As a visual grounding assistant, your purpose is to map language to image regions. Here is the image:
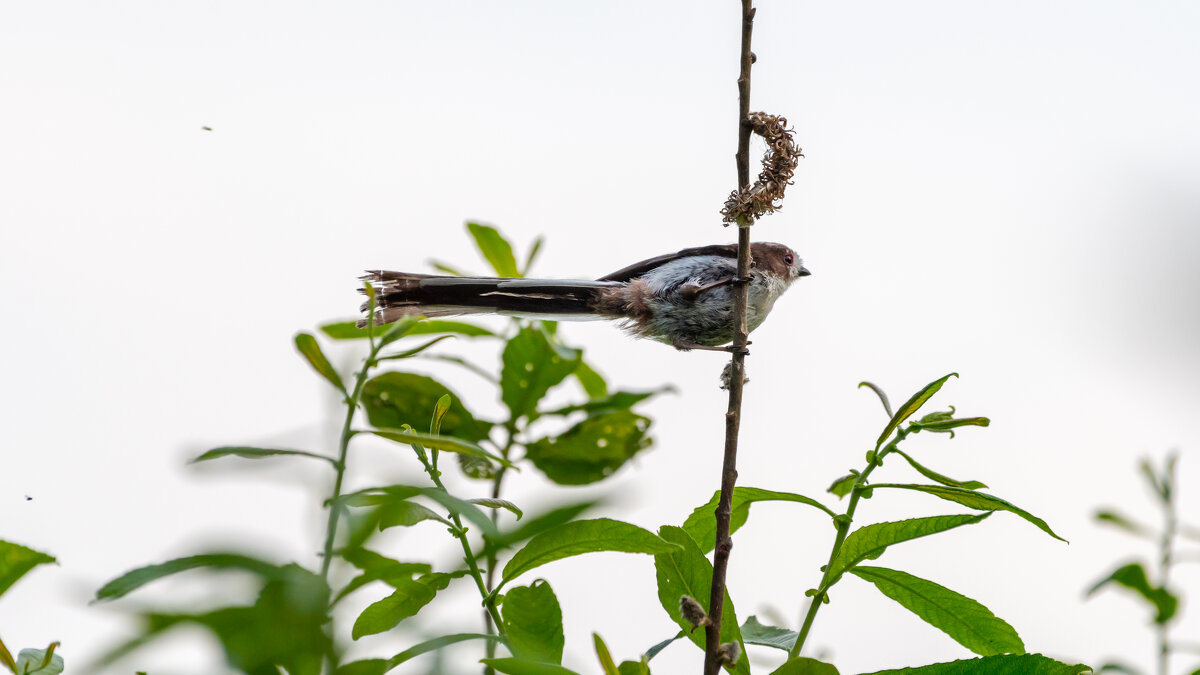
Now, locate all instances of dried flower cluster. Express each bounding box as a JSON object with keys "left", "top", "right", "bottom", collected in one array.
[
  {"left": 721, "top": 112, "right": 802, "bottom": 225},
  {"left": 679, "top": 595, "right": 712, "bottom": 632}
]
